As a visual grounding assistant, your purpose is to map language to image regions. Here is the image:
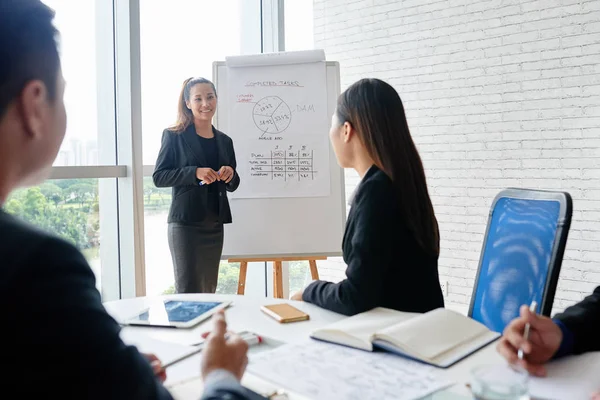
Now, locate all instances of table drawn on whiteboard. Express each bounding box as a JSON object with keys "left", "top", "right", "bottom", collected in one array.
[
  {"left": 248, "top": 145, "right": 317, "bottom": 182},
  {"left": 252, "top": 96, "right": 292, "bottom": 136}
]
